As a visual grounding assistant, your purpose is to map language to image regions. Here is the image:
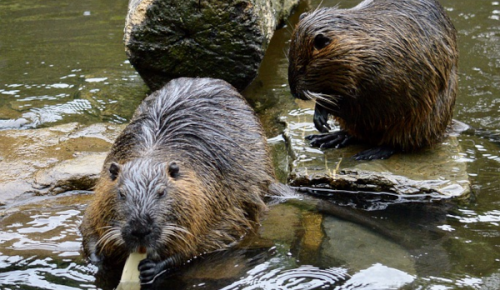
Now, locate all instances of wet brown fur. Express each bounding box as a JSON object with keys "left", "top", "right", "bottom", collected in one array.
[
  {"left": 288, "top": 0, "right": 458, "bottom": 151},
  {"left": 79, "top": 77, "right": 278, "bottom": 265}
]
